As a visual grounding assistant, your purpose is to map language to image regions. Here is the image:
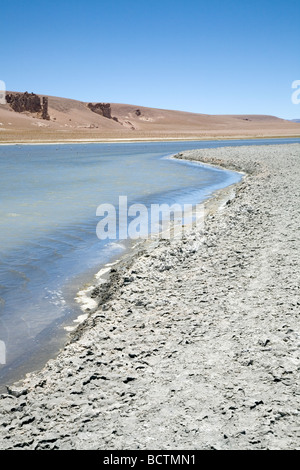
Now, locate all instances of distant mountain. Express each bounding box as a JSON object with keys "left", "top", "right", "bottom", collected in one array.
[
  {"left": 0, "top": 91, "right": 300, "bottom": 143},
  {"left": 290, "top": 119, "right": 300, "bottom": 123}
]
